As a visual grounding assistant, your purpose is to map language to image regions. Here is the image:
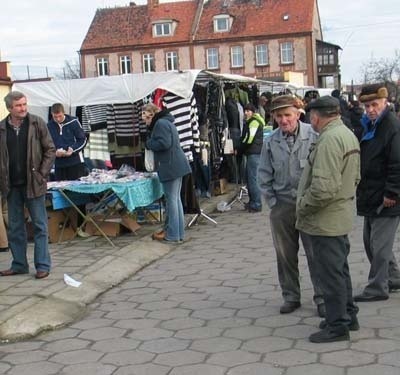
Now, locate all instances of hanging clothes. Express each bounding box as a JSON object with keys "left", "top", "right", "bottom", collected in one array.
[
  {"left": 82, "top": 104, "right": 108, "bottom": 132},
  {"left": 162, "top": 92, "right": 200, "bottom": 162}
]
